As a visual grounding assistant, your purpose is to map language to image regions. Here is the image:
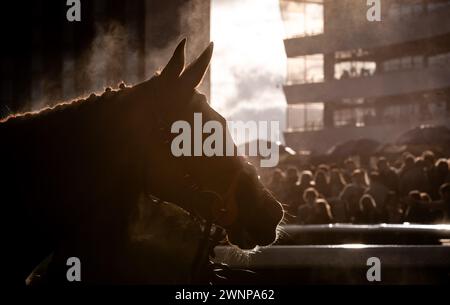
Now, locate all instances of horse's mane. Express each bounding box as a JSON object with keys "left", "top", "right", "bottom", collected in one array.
[
  {"left": 1, "top": 86, "right": 125, "bottom": 129},
  {"left": 0, "top": 70, "right": 165, "bottom": 135}
]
